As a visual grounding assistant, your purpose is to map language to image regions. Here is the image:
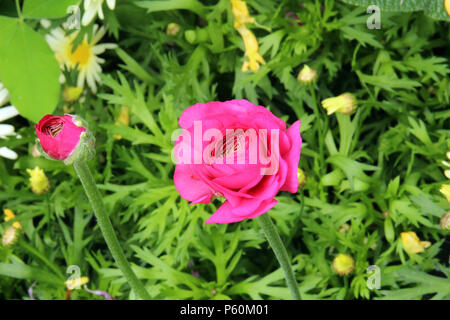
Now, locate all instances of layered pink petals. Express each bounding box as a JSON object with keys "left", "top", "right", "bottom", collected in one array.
[
  {"left": 205, "top": 198, "right": 278, "bottom": 224},
  {"left": 173, "top": 99, "right": 302, "bottom": 224},
  {"left": 35, "top": 115, "right": 86, "bottom": 160}
]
